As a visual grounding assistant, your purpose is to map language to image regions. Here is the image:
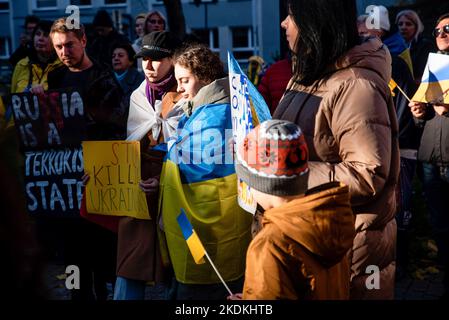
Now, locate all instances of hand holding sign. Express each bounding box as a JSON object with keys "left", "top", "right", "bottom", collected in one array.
[
  {"left": 139, "top": 177, "right": 159, "bottom": 195},
  {"left": 82, "top": 140, "right": 150, "bottom": 220}
]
